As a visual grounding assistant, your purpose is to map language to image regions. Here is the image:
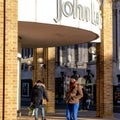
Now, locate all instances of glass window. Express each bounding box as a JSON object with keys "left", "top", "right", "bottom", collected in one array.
[
  {"left": 74, "top": 44, "right": 78, "bottom": 63},
  {"left": 62, "top": 46, "right": 67, "bottom": 66},
  {"left": 88, "top": 43, "right": 92, "bottom": 62},
  {"left": 55, "top": 47, "right": 60, "bottom": 66}
]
